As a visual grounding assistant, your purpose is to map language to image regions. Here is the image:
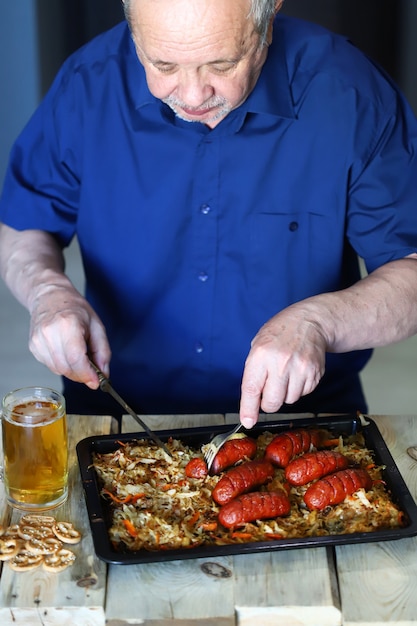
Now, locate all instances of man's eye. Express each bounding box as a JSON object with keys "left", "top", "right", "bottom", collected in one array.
[
  {"left": 210, "top": 63, "right": 236, "bottom": 74},
  {"left": 154, "top": 64, "right": 177, "bottom": 74}
]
